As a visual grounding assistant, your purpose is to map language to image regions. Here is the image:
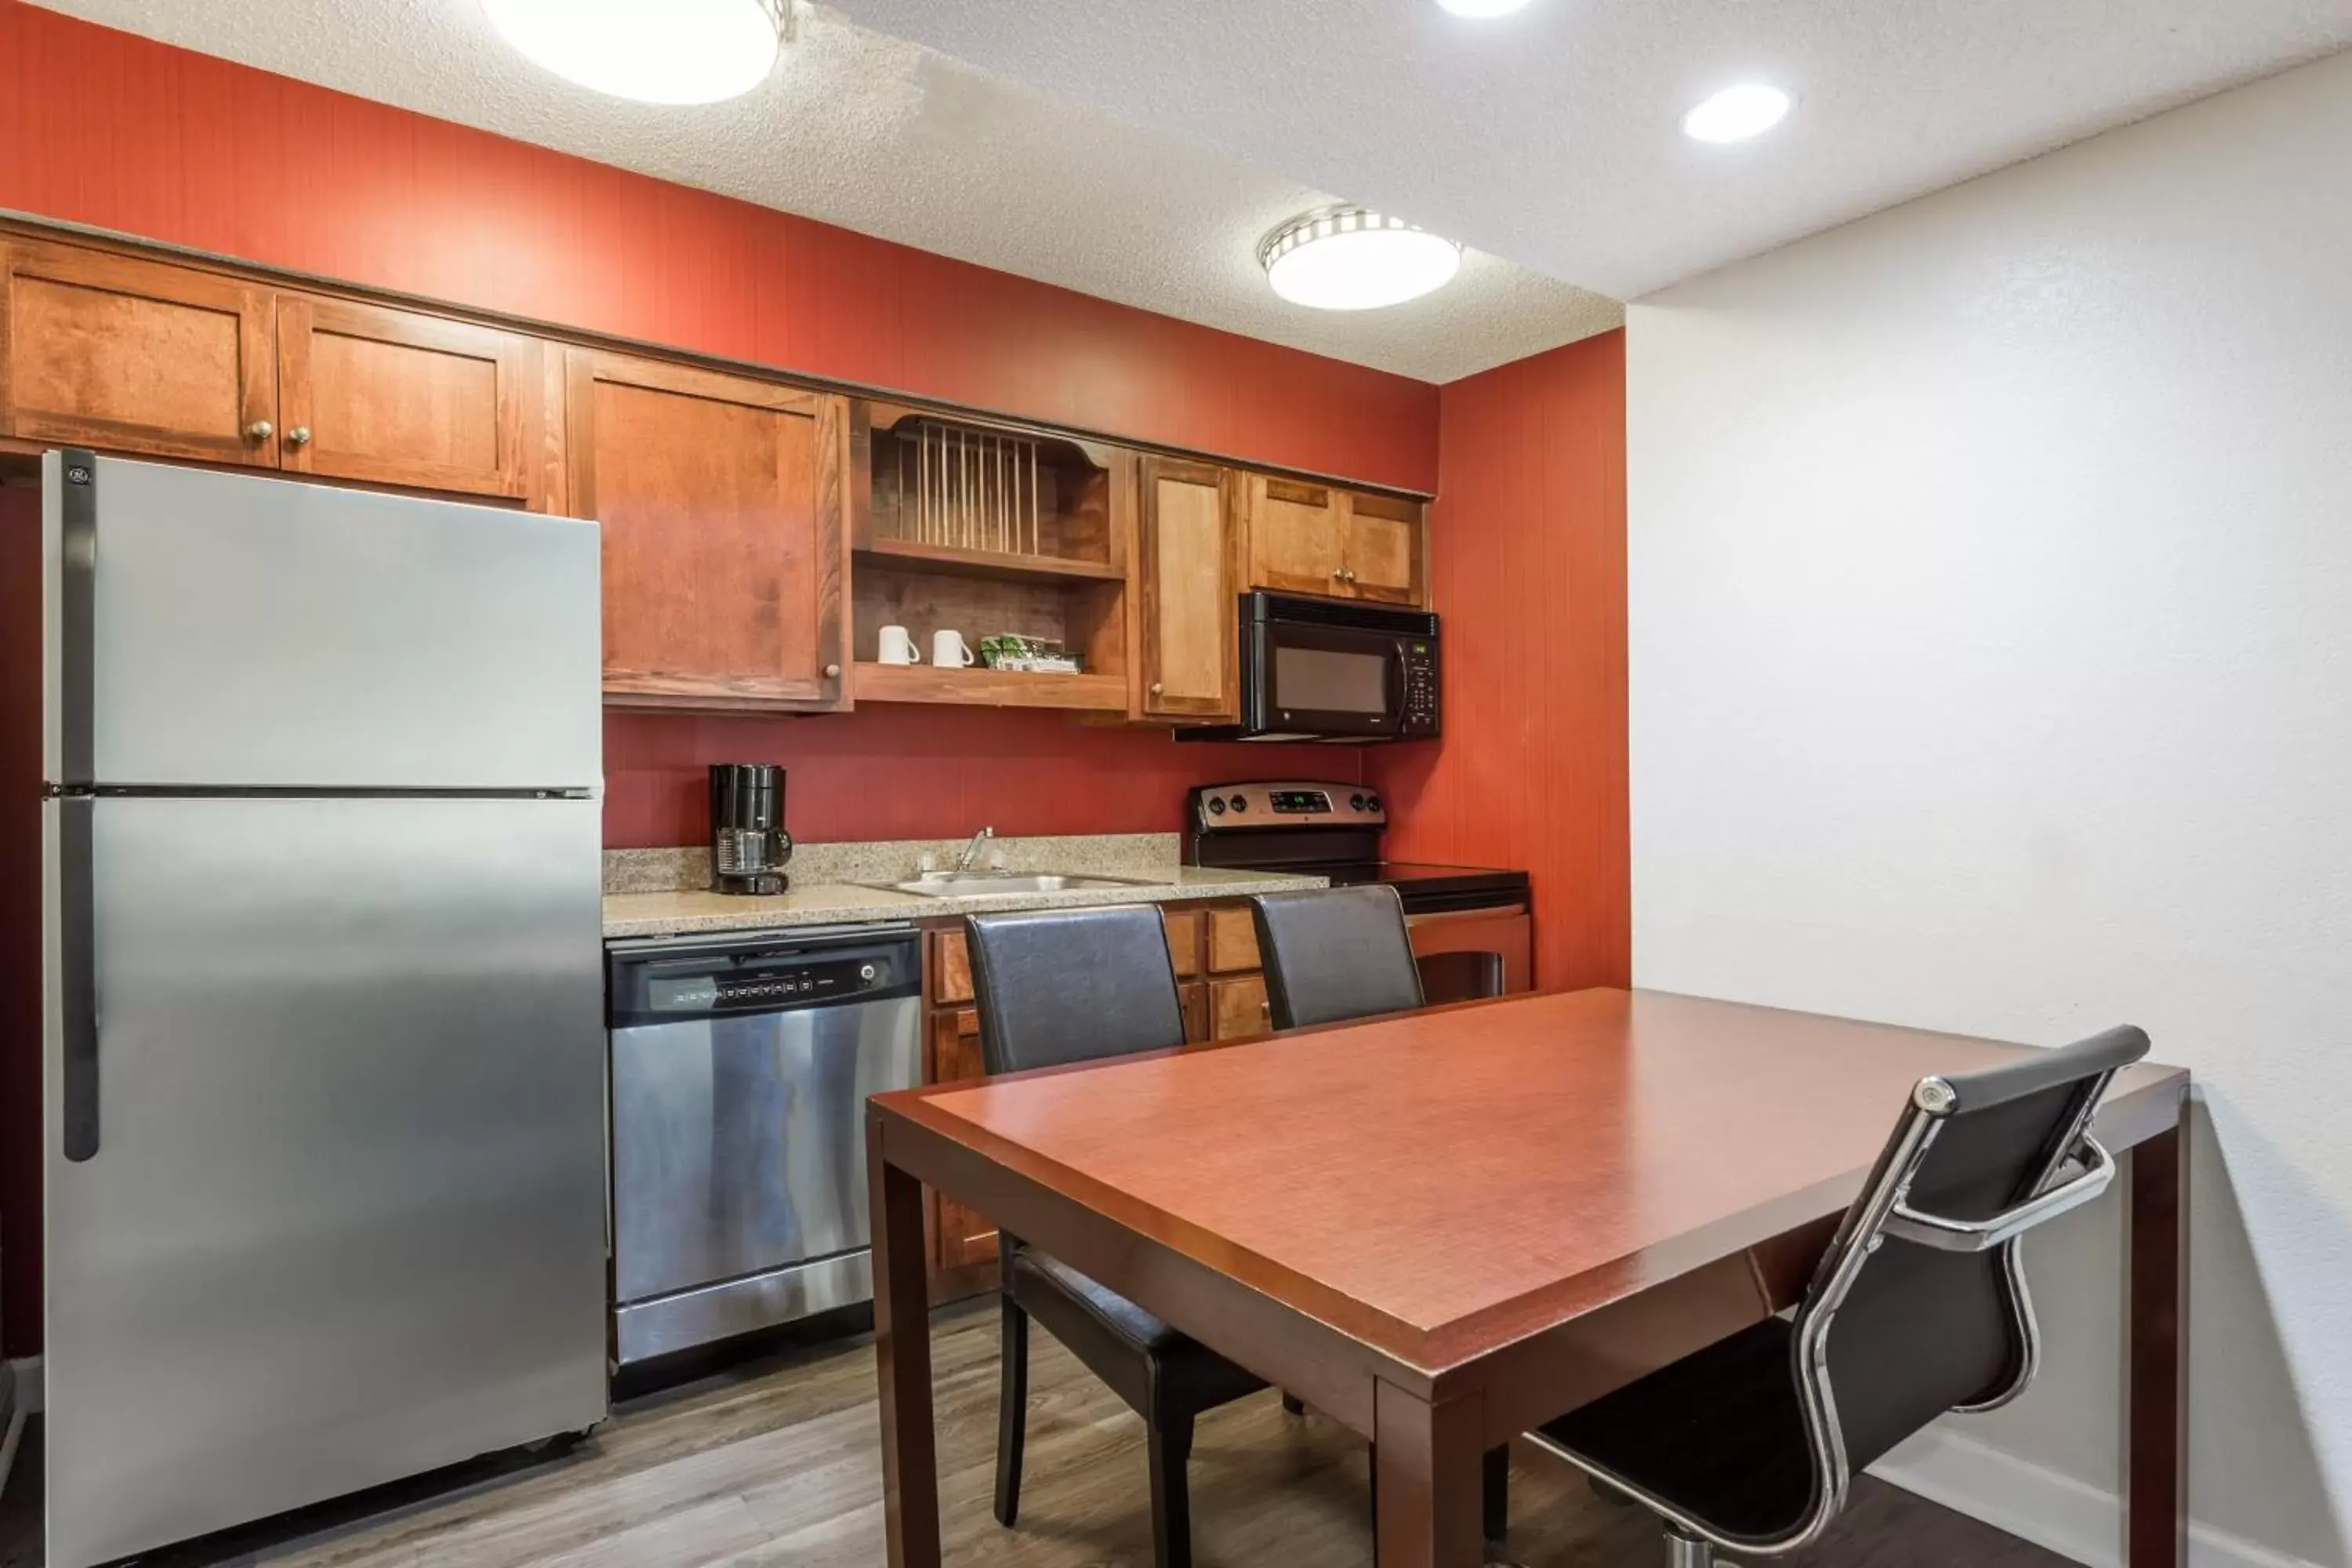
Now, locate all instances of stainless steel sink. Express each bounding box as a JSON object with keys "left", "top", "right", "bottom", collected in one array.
[{"left": 862, "top": 870, "right": 1159, "bottom": 898}]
